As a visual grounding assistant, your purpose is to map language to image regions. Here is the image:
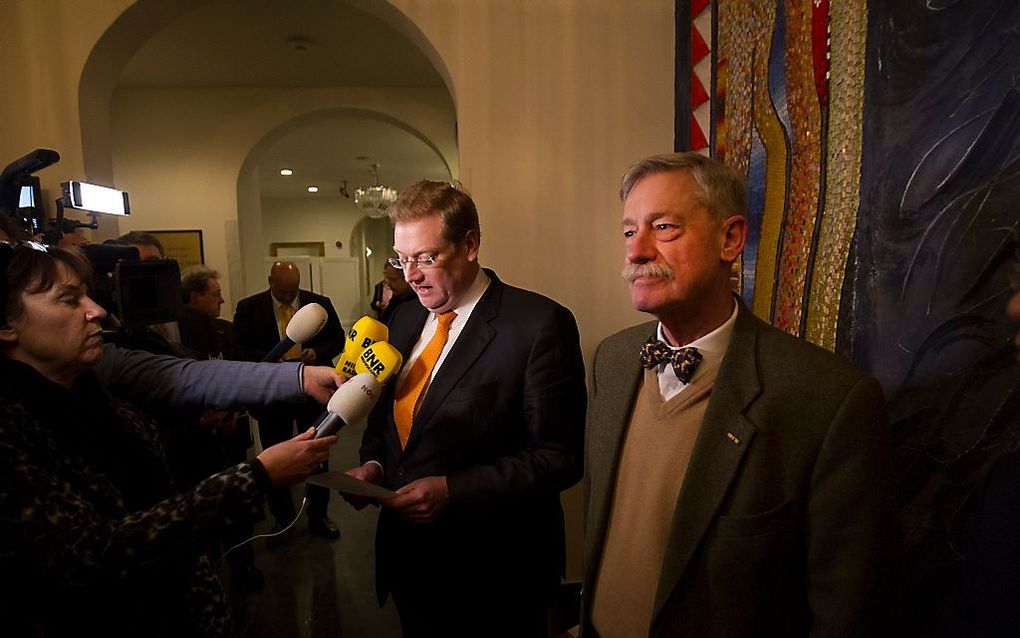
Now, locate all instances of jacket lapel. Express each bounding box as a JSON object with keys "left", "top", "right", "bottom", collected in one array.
[
  {"left": 651, "top": 303, "right": 762, "bottom": 622},
  {"left": 400, "top": 270, "right": 501, "bottom": 456},
  {"left": 583, "top": 324, "right": 653, "bottom": 587}
]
